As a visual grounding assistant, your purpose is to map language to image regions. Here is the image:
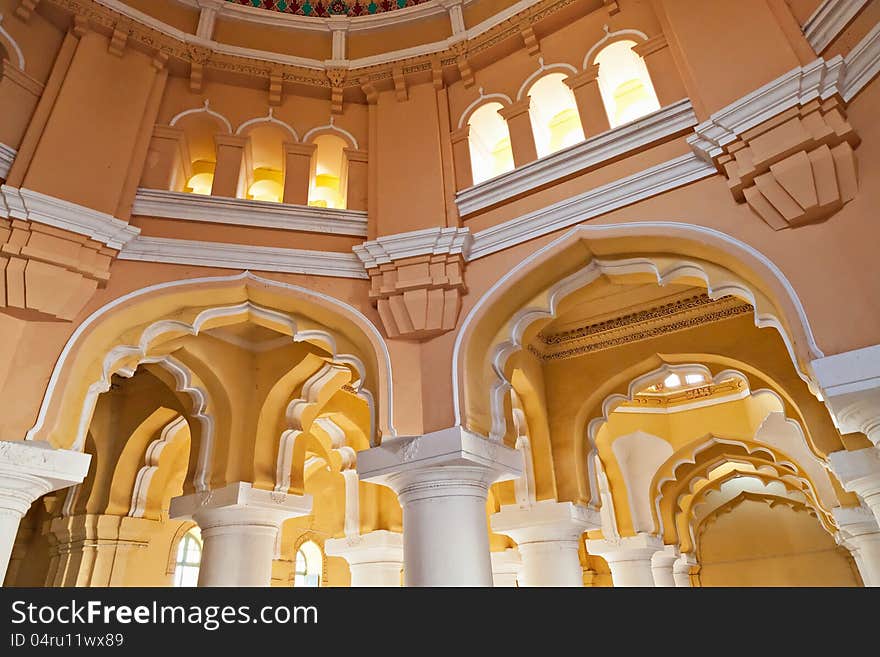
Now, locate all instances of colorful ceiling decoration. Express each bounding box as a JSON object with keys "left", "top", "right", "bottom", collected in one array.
[{"left": 226, "top": 0, "right": 431, "bottom": 18}]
